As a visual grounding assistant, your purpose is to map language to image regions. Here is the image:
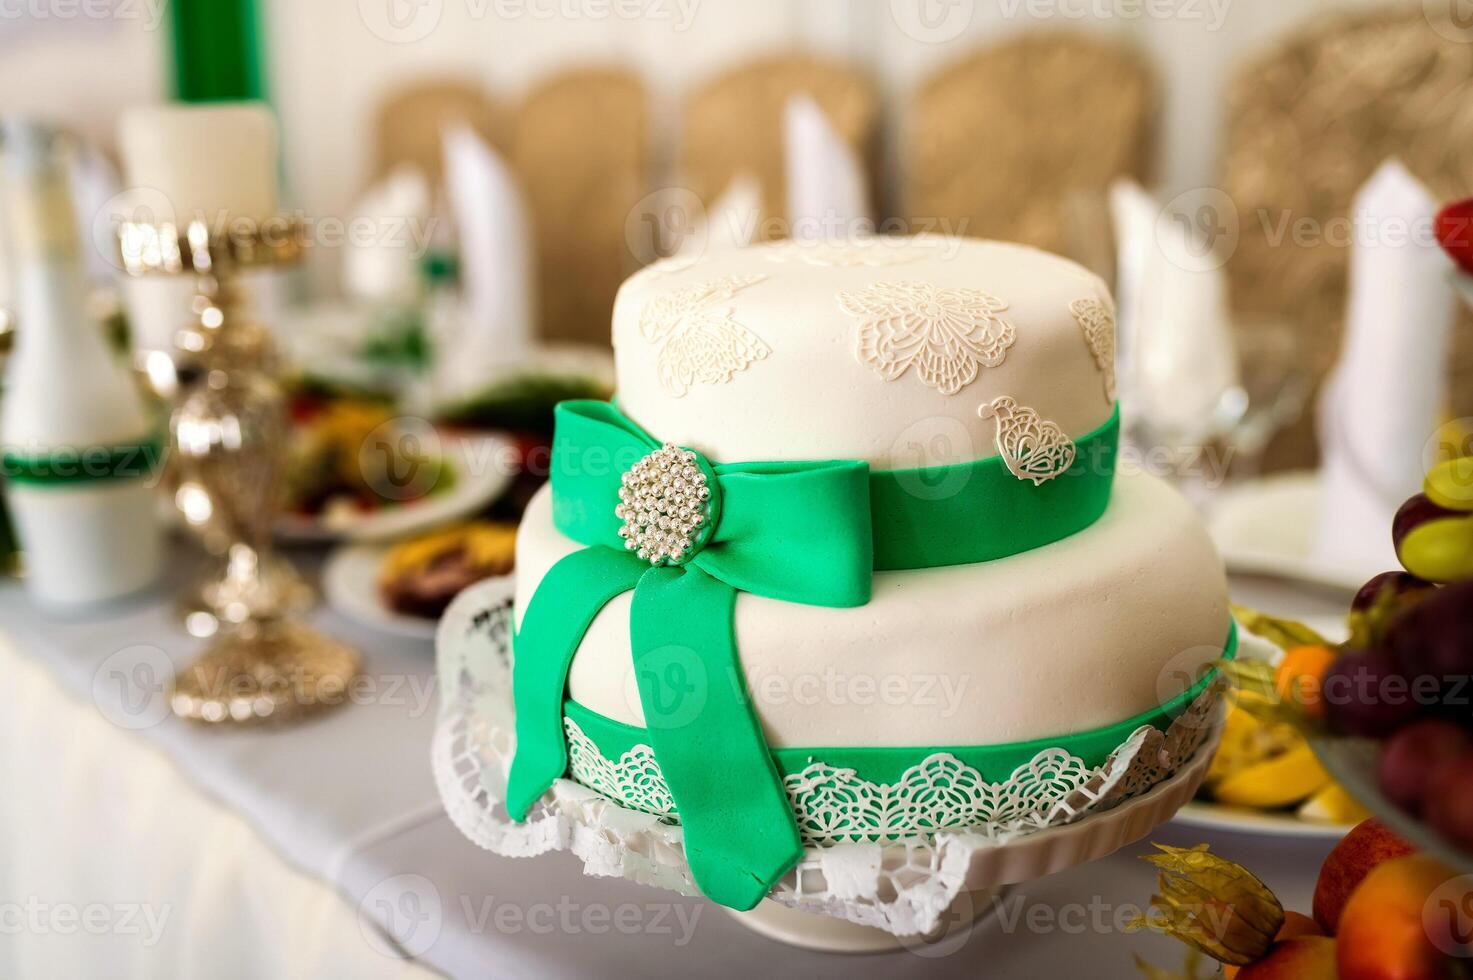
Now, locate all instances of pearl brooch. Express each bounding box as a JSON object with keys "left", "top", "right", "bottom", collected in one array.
[{"left": 615, "top": 443, "right": 711, "bottom": 565}]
